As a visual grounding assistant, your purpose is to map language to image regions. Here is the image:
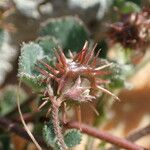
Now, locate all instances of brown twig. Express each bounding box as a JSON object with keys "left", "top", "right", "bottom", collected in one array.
[
  {"left": 108, "top": 124, "right": 150, "bottom": 150},
  {"left": 127, "top": 124, "right": 150, "bottom": 142},
  {"left": 0, "top": 116, "right": 51, "bottom": 149},
  {"left": 65, "top": 121, "right": 147, "bottom": 150}
]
